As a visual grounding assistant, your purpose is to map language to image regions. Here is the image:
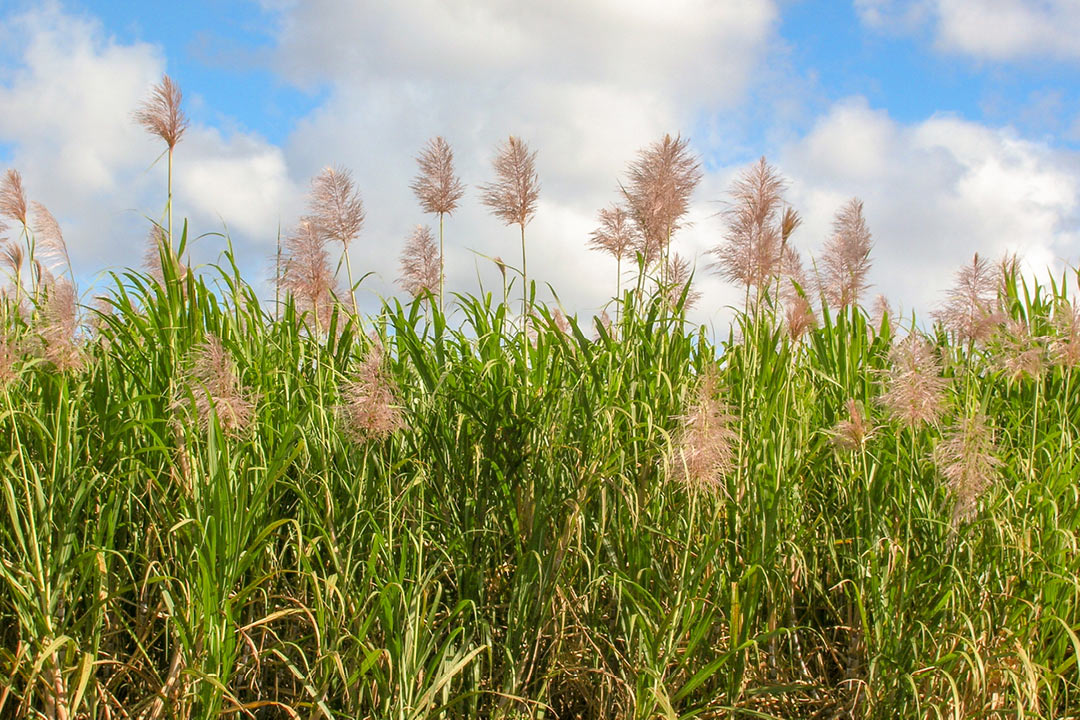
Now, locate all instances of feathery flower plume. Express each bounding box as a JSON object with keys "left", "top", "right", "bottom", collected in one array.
[
  {"left": 711, "top": 157, "right": 791, "bottom": 302},
  {"left": 775, "top": 242, "right": 816, "bottom": 339},
  {"left": 933, "top": 413, "right": 1000, "bottom": 526},
  {"left": 1, "top": 240, "right": 25, "bottom": 312},
  {"left": 778, "top": 243, "right": 810, "bottom": 304},
  {"left": 398, "top": 225, "right": 440, "bottom": 300},
  {"left": 662, "top": 253, "right": 701, "bottom": 312},
  {"left": 935, "top": 253, "right": 1004, "bottom": 345},
  {"left": 622, "top": 133, "right": 702, "bottom": 277},
  {"left": 143, "top": 224, "right": 188, "bottom": 286},
  {"left": 0, "top": 169, "right": 28, "bottom": 227},
  {"left": 1, "top": 240, "right": 23, "bottom": 279},
  {"left": 134, "top": 74, "right": 188, "bottom": 150},
  {"left": 871, "top": 294, "right": 895, "bottom": 336},
  {"left": 480, "top": 136, "right": 540, "bottom": 315},
  {"left": 778, "top": 244, "right": 818, "bottom": 342},
  {"left": 279, "top": 218, "right": 338, "bottom": 332},
  {"left": 0, "top": 334, "right": 17, "bottom": 389},
  {"left": 819, "top": 198, "right": 873, "bottom": 310},
  {"left": 879, "top": 333, "right": 949, "bottom": 429},
  {"left": 781, "top": 206, "right": 802, "bottom": 243},
  {"left": 182, "top": 335, "right": 254, "bottom": 435},
  {"left": 552, "top": 308, "right": 571, "bottom": 335},
  {"left": 412, "top": 136, "right": 466, "bottom": 216},
  {"left": 481, "top": 136, "right": 540, "bottom": 227},
  {"left": 33, "top": 259, "right": 47, "bottom": 292},
  {"left": 31, "top": 202, "right": 72, "bottom": 278},
  {"left": 309, "top": 166, "right": 364, "bottom": 315},
  {"left": 830, "top": 399, "right": 874, "bottom": 451},
  {"left": 589, "top": 203, "right": 637, "bottom": 308},
  {"left": 589, "top": 204, "right": 635, "bottom": 262},
  {"left": 310, "top": 166, "right": 365, "bottom": 249},
  {"left": 1050, "top": 300, "right": 1080, "bottom": 368},
  {"left": 670, "top": 370, "right": 738, "bottom": 490},
  {"left": 411, "top": 137, "right": 465, "bottom": 311},
  {"left": 785, "top": 293, "right": 817, "bottom": 342},
  {"left": 339, "top": 342, "right": 404, "bottom": 442},
  {"left": 998, "top": 318, "right": 1046, "bottom": 381},
  {"left": 39, "top": 275, "right": 82, "bottom": 371}
]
